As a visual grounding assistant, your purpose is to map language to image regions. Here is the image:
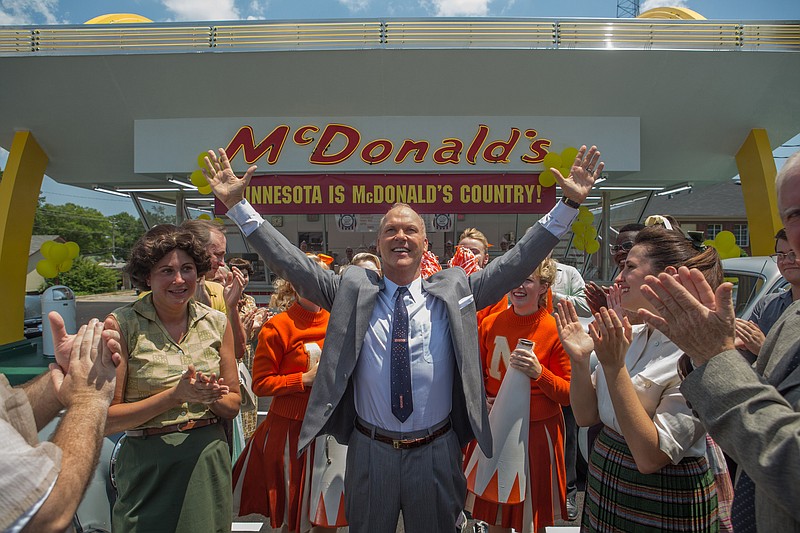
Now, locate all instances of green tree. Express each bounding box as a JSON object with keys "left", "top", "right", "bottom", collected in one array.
[
  {"left": 108, "top": 212, "right": 145, "bottom": 261},
  {"left": 56, "top": 256, "right": 118, "bottom": 295},
  {"left": 34, "top": 202, "right": 112, "bottom": 257}
]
